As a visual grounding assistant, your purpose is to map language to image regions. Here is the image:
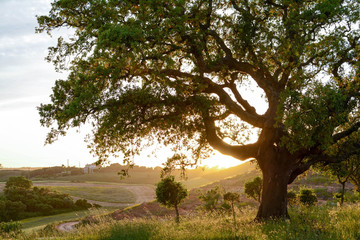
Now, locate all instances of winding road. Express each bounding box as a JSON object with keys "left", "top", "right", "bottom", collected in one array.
[{"left": 0, "top": 181, "right": 156, "bottom": 232}]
